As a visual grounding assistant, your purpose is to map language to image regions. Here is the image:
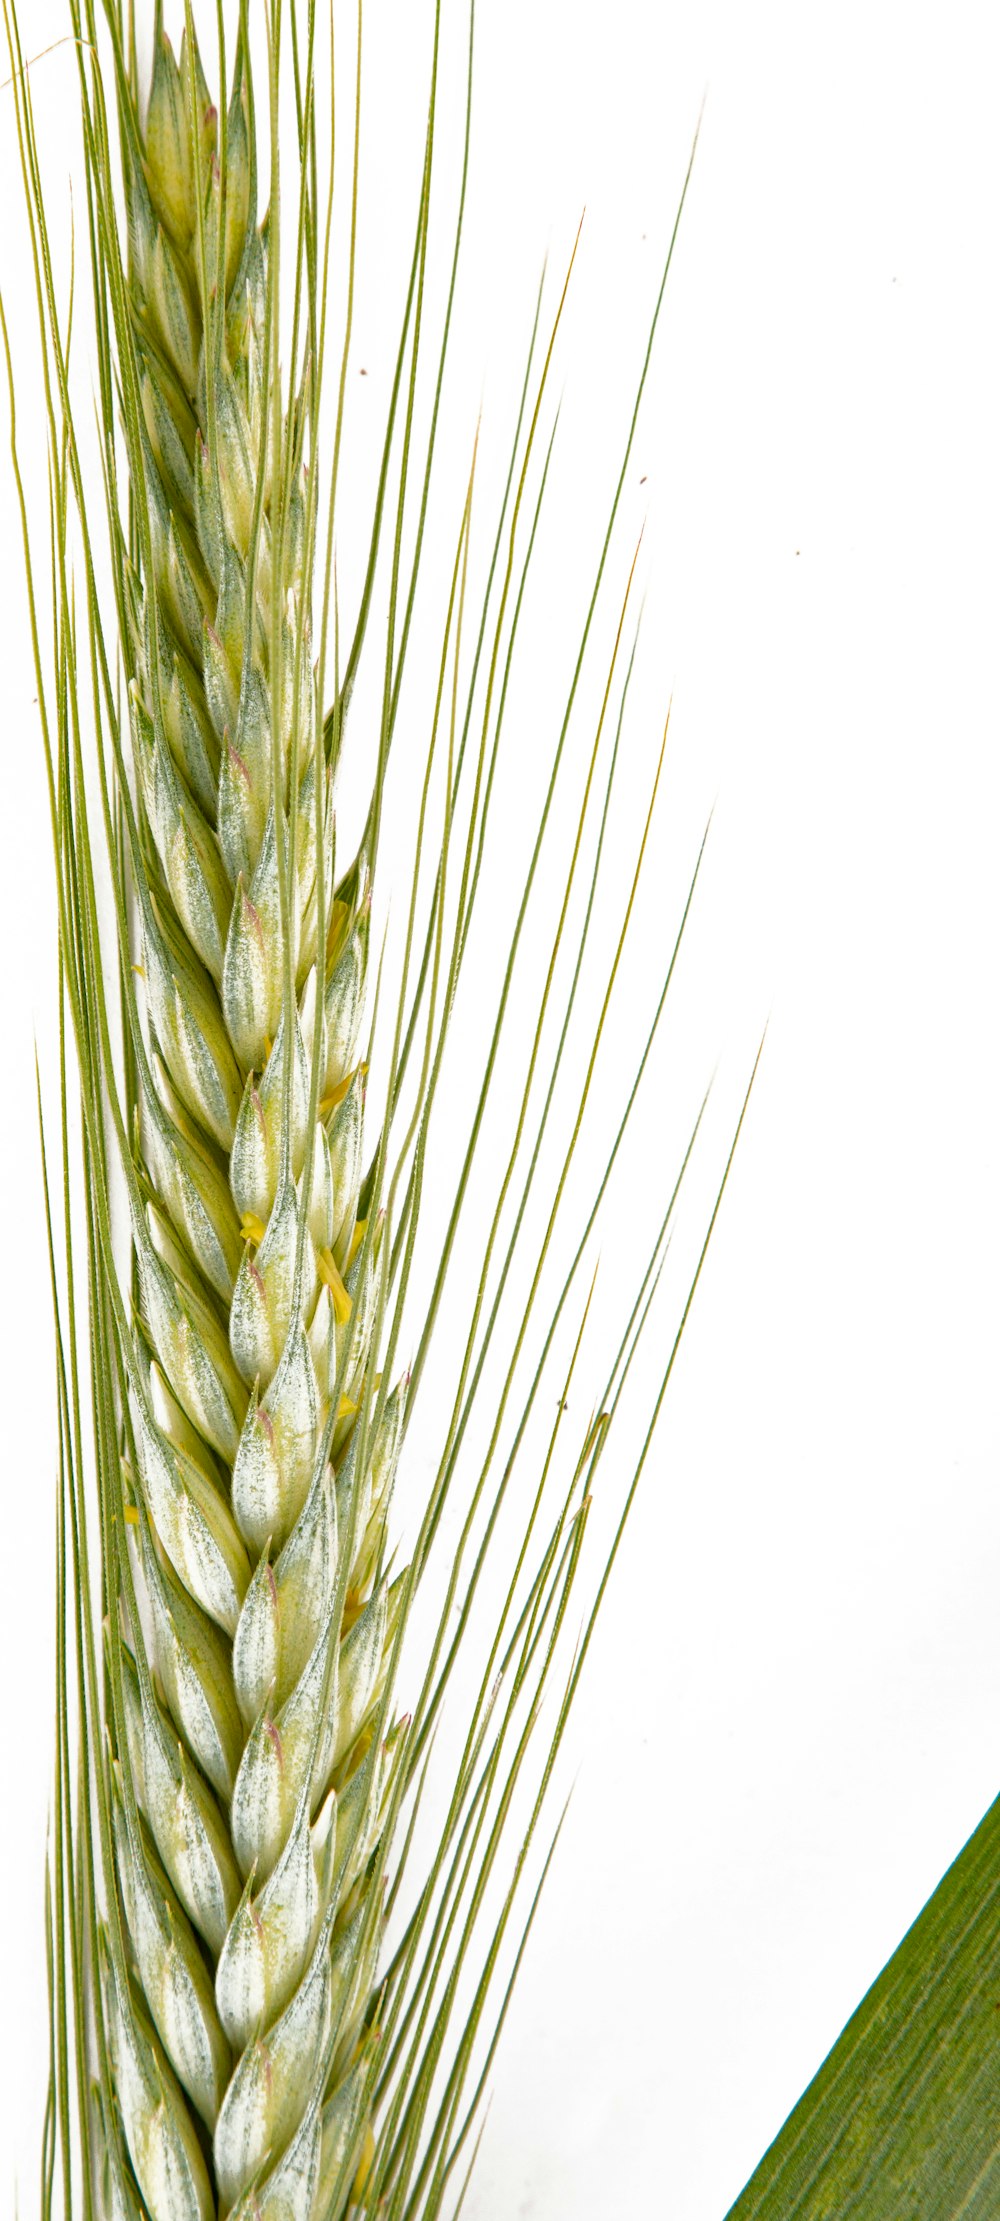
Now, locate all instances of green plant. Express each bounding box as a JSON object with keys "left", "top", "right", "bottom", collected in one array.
[
  {"left": 3, "top": 3, "right": 745, "bottom": 2213},
  {"left": 7, "top": 4, "right": 997, "bottom": 2216}
]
